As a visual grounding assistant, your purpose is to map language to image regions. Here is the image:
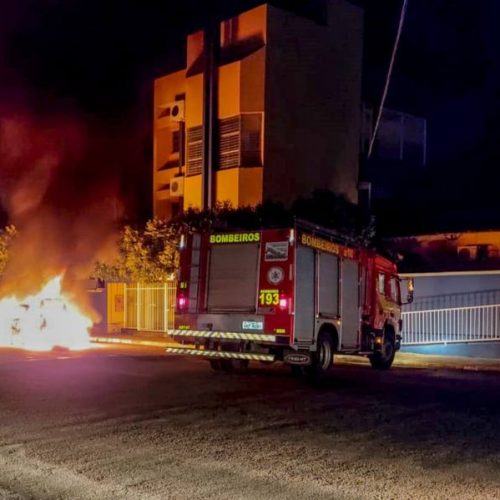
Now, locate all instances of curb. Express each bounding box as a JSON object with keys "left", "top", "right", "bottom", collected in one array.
[{"left": 91, "top": 336, "right": 500, "bottom": 373}]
